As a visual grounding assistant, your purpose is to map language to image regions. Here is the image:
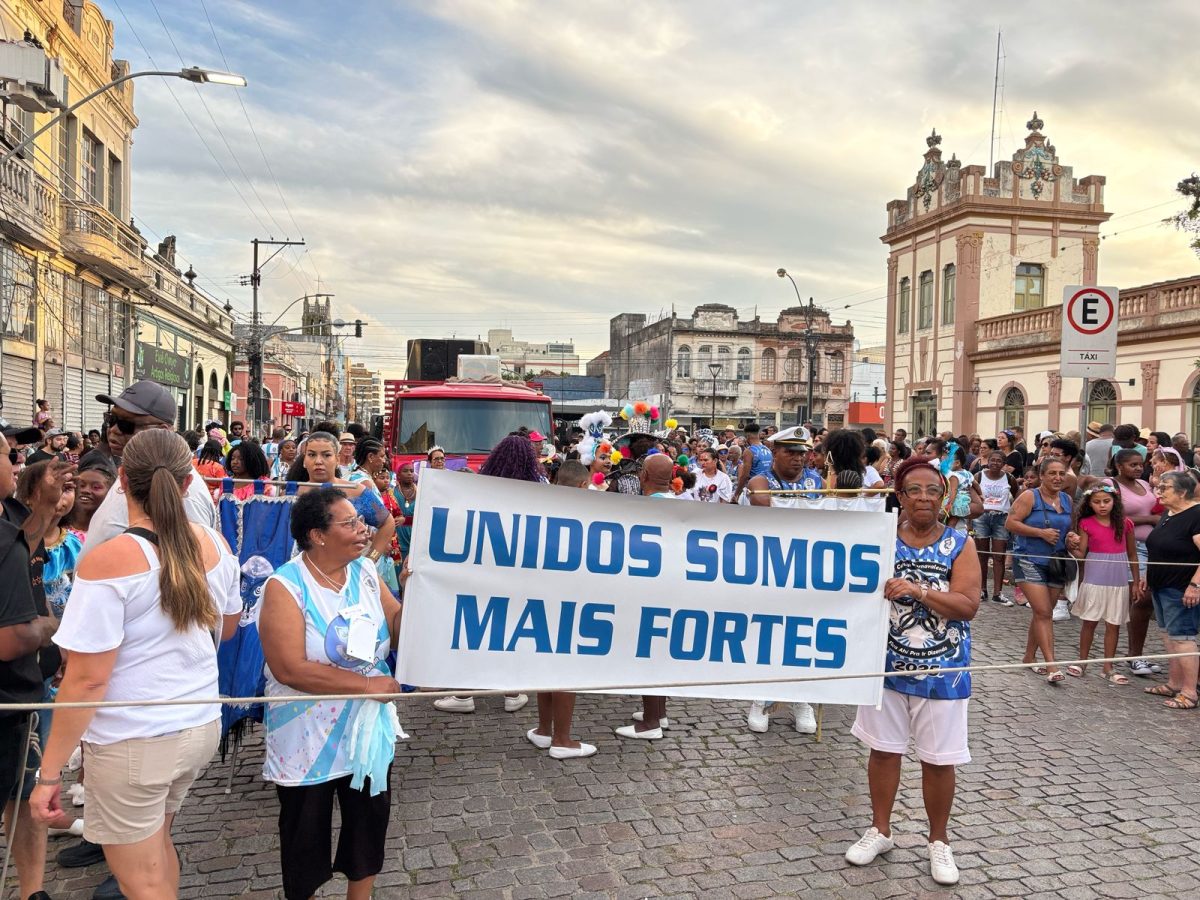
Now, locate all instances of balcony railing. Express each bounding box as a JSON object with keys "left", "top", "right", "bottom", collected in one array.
[
  {"left": 61, "top": 199, "right": 147, "bottom": 286},
  {"left": 0, "top": 154, "right": 59, "bottom": 249}
]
